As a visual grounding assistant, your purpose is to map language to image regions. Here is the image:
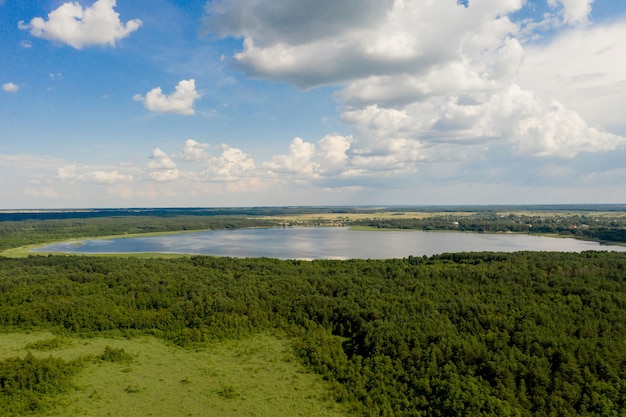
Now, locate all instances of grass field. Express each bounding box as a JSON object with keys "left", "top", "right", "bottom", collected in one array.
[{"left": 0, "top": 332, "right": 353, "bottom": 417}]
